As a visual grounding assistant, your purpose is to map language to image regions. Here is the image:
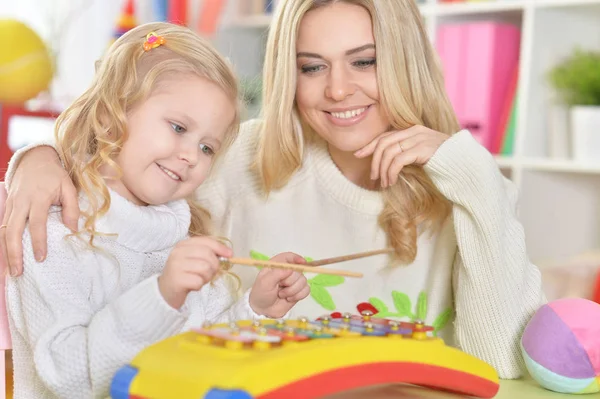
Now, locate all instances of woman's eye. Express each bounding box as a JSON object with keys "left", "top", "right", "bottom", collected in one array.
[
  {"left": 170, "top": 122, "right": 186, "bottom": 134},
  {"left": 199, "top": 144, "right": 214, "bottom": 156},
  {"left": 301, "top": 64, "right": 325, "bottom": 74},
  {"left": 354, "top": 59, "right": 376, "bottom": 69}
]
